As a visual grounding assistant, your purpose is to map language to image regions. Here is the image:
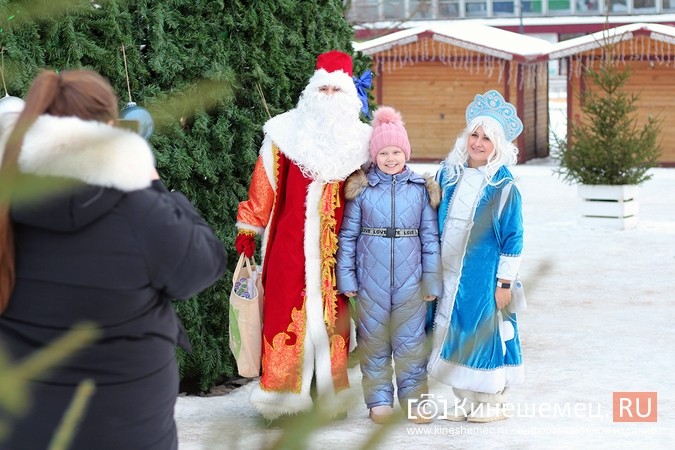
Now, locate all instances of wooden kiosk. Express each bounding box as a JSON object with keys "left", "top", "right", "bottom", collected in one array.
[
  {"left": 549, "top": 23, "right": 675, "bottom": 166},
  {"left": 354, "top": 23, "right": 551, "bottom": 162}
]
